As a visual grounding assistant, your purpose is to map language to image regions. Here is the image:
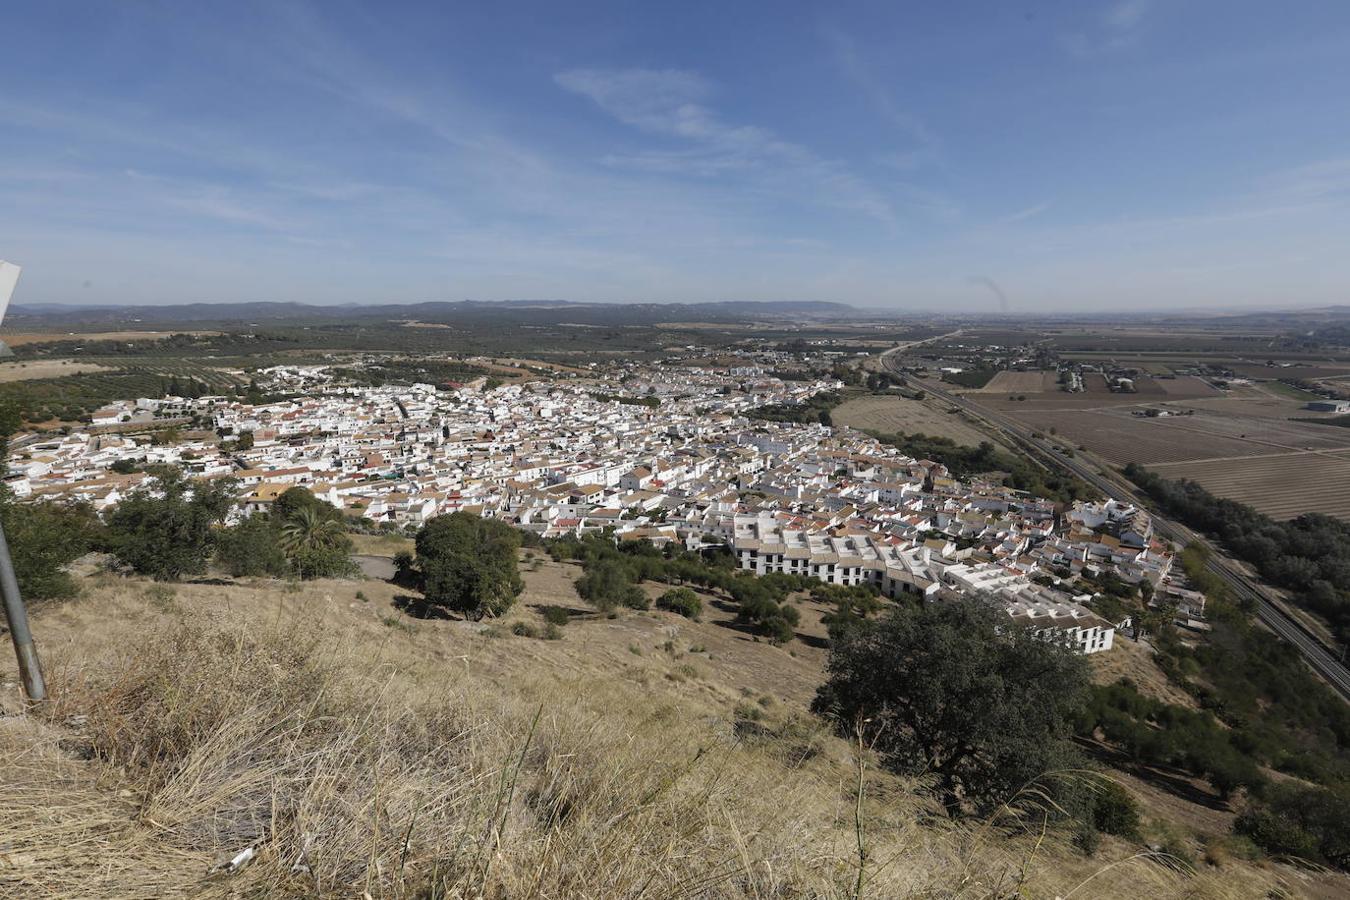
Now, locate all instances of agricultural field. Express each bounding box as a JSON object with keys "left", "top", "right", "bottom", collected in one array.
[
  {"left": 0, "top": 361, "right": 249, "bottom": 424},
  {"left": 972, "top": 370, "right": 1058, "bottom": 394},
  {"left": 1150, "top": 451, "right": 1350, "bottom": 522},
  {"left": 0, "top": 330, "right": 217, "bottom": 346},
  {"left": 1012, "top": 410, "right": 1271, "bottom": 464},
  {"left": 831, "top": 394, "right": 999, "bottom": 447},
  {"left": 967, "top": 368, "right": 1350, "bottom": 518},
  {"left": 0, "top": 360, "right": 114, "bottom": 382}
]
